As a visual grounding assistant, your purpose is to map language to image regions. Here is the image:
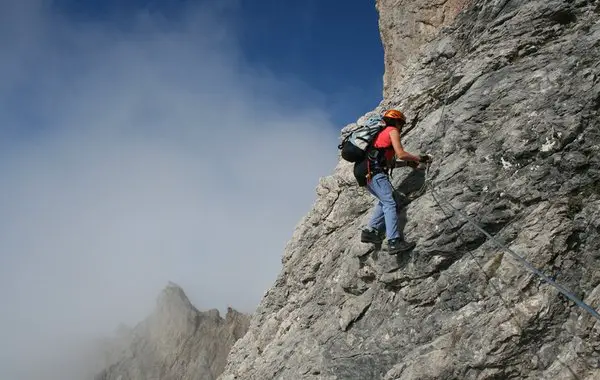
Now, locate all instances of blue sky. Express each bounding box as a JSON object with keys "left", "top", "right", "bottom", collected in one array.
[
  {"left": 52, "top": 0, "right": 385, "bottom": 127},
  {"left": 0, "top": 1, "right": 384, "bottom": 378}
]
